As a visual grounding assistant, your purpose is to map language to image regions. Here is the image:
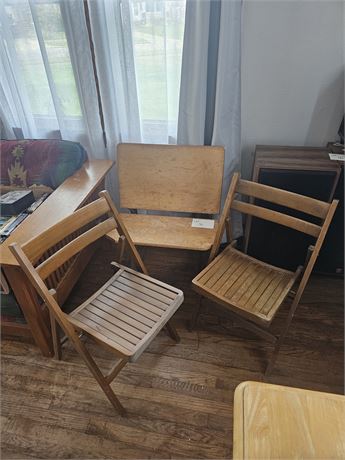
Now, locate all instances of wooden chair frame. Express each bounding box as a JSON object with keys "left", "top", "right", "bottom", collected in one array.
[
  {"left": 9, "top": 191, "right": 181, "bottom": 415},
  {"left": 192, "top": 173, "right": 338, "bottom": 375}
]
